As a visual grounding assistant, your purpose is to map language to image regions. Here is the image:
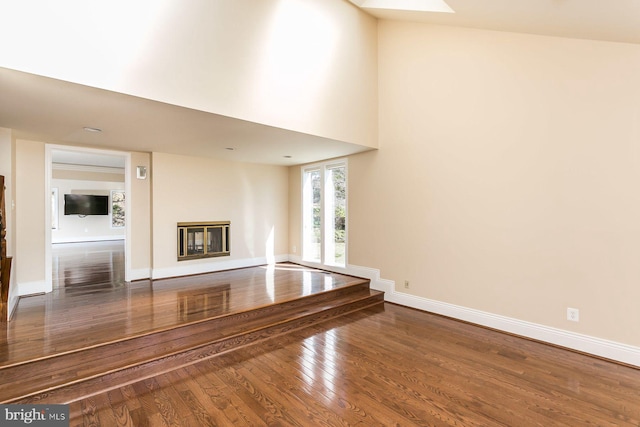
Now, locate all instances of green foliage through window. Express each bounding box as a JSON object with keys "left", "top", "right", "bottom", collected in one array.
[{"left": 111, "top": 190, "right": 125, "bottom": 228}]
